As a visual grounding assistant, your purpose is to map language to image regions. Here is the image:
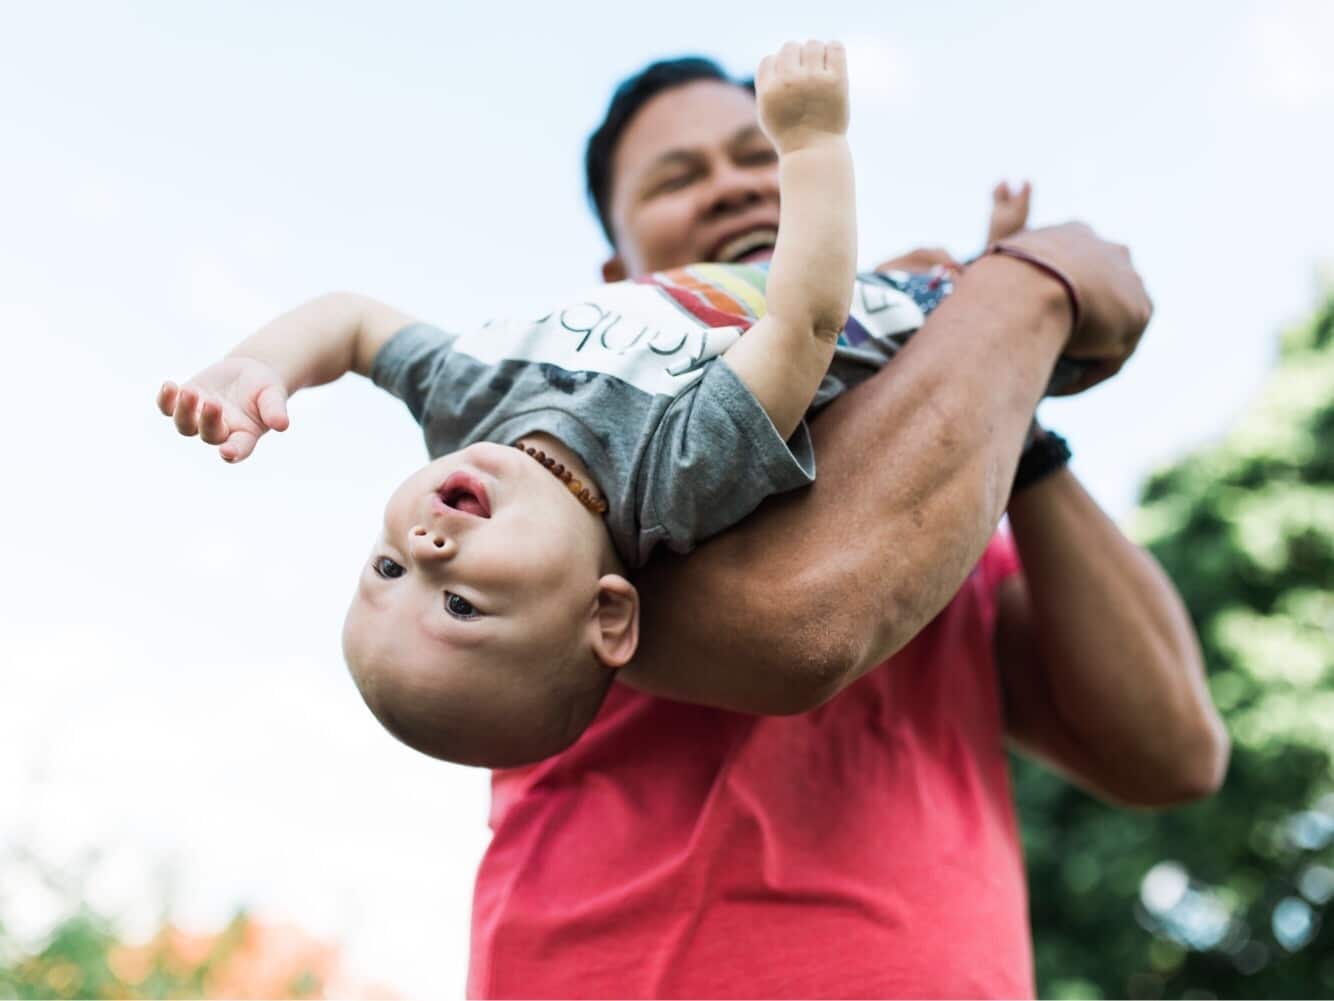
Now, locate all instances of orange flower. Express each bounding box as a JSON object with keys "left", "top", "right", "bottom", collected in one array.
[{"left": 110, "top": 914, "right": 400, "bottom": 999}]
